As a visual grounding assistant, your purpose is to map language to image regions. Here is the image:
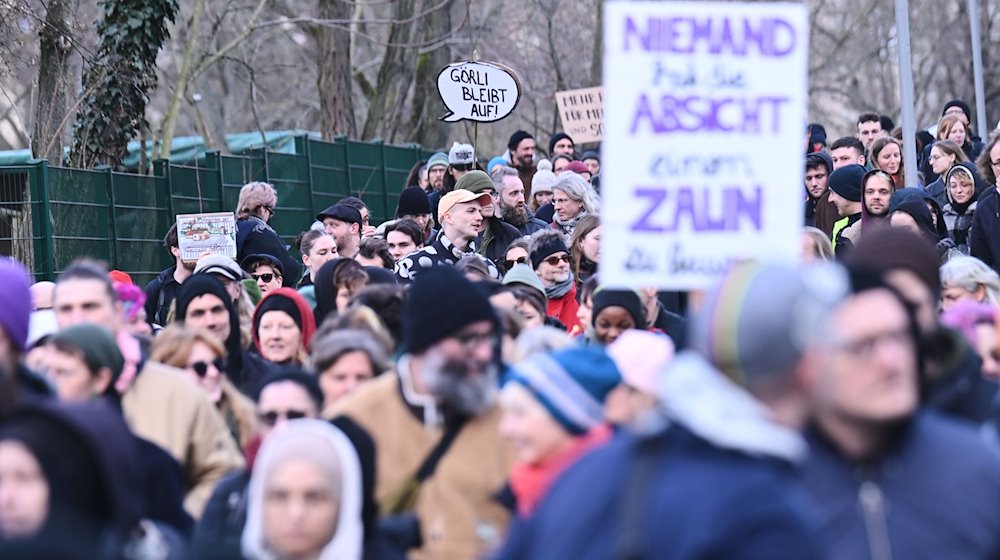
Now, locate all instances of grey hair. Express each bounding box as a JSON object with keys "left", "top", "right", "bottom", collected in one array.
[
  {"left": 552, "top": 172, "right": 600, "bottom": 214},
  {"left": 490, "top": 165, "right": 520, "bottom": 192},
  {"left": 528, "top": 228, "right": 570, "bottom": 255},
  {"left": 310, "top": 328, "right": 390, "bottom": 376},
  {"left": 940, "top": 256, "right": 1000, "bottom": 305}
]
